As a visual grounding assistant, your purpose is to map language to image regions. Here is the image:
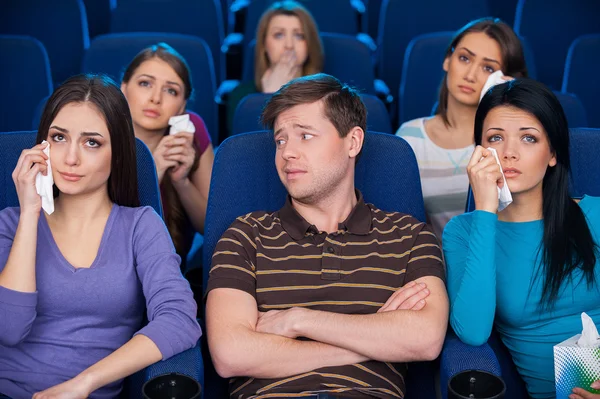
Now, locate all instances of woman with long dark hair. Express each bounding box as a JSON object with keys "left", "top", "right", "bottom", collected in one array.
[
  {"left": 0, "top": 74, "right": 200, "bottom": 399},
  {"left": 396, "top": 18, "right": 528, "bottom": 241},
  {"left": 443, "top": 78, "right": 600, "bottom": 398}
]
